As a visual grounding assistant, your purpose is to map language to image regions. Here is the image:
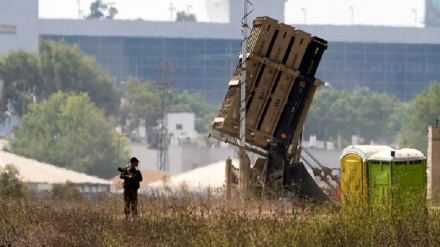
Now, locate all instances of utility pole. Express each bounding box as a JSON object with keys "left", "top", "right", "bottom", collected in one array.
[
  {"left": 350, "top": 6, "right": 354, "bottom": 25},
  {"left": 77, "top": 0, "right": 82, "bottom": 19},
  {"left": 187, "top": 5, "right": 192, "bottom": 14},
  {"left": 412, "top": 9, "right": 418, "bottom": 27},
  {"left": 301, "top": 8, "right": 307, "bottom": 25},
  {"left": 158, "top": 89, "right": 169, "bottom": 172},
  {"left": 169, "top": 2, "right": 176, "bottom": 22},
  {"left": 154, "top": 61, "right": 174, "bottom": 172},
  {"left": 239, "top": 0, "right": 250, "bottom": 200}
]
